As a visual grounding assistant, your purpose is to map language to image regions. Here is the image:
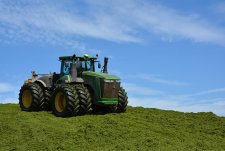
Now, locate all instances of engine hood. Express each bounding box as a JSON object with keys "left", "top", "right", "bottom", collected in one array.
[{"left": 82, "top": 71, "right": 120, "bottom": 80}]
